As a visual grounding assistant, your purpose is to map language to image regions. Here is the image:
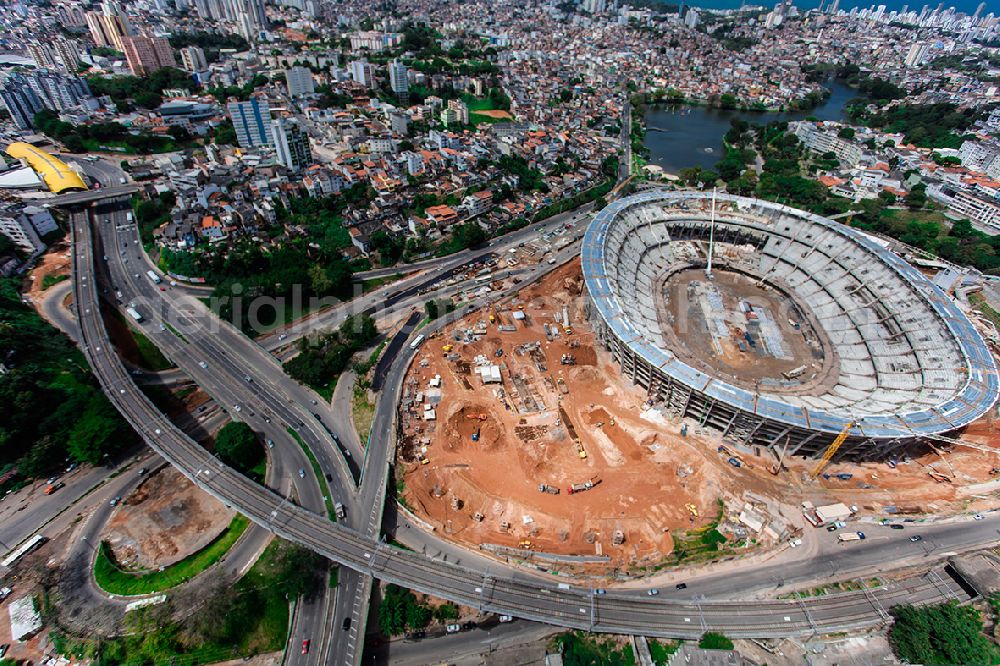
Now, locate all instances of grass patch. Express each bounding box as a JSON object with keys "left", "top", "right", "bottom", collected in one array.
[
  {"left": 698, "top": 632, "right": 733, "bottom": 650},
  {"left": 93, "top": 515, "right": 251, "bottom": 595},
  {"left": 648, "top": 639, "right": 681, "bottom": 665},
  {"left": 970, "top": 293, "right": 1000, "bottom": 331},
  {"left": 552, "top": 632, "right": 636, "bottom": 666},
  {"left": 41, "top": 273, "right": 69, "bottom": 290},
  {"left": 352, "top": 385, "right": 375, "bottom": 443},
  {"left": 779, "top": 577, "right": 882, "bottom": 599},
  {"left": 354, "top": 341, "right": 386, "bottom": 378},
  {"left": 108, "top": 307, "right": 174, "bottom": 371},
  {"left": 880, "top": 205, "right": 953, "bottom": 230},
  {"left": 164, "top": 321, "right": 188, "bottom": 343},
  {"left": 470, "top": 111, "right": 507, "bottom": 124},
  {"left": 55, "top": 538, "right": 323, "bottom": 665},
  {"left": 131, "top": 326, "right": 172, "bottom": 371},
  {"left": 329, "top": 566, "right": 339, "bottom": 588},
  {"left": 362, "top": 273, "right": 403, "bottom": 293},
  {"left": 656, "top": 500, "right": 734, "bottom": 568},
  {"left": 286, "top": 427, "right": 336, "bottom": 521}
]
